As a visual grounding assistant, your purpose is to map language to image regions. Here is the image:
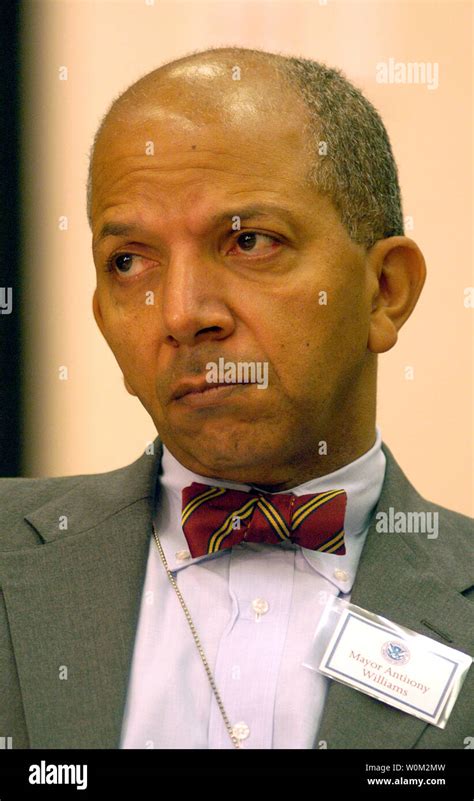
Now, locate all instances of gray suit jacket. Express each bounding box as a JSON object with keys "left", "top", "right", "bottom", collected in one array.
[{"left": 0, "top": 439, "right": 472, "bottom": 749}]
